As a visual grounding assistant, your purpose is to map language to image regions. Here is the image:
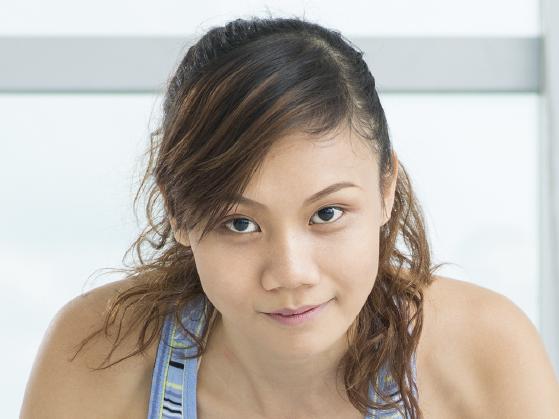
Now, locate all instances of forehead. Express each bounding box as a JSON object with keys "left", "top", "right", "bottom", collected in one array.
[{"left": 246, "top": 128, "right": 378, "bottom": 192}]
